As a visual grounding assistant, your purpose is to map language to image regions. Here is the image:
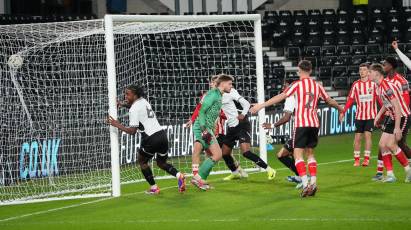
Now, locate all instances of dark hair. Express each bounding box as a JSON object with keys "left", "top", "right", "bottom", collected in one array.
[
  {"left": 370, "top": 63, "right": 385, "bottom": 76},
  {"left": 126, "top": 85, "right": 145, "bottom": 98},
  {"left": 216, "top": 74, "right": 234, "bottom": 86},
  {"left": 298, "top": 60, "right": 312, "bottom": 72},
  {"left": 359, "top": 63, "right": 370, "bottom": 68},
  {"left": 384, "top": 56, "right": 398, "bottom": 69}
]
